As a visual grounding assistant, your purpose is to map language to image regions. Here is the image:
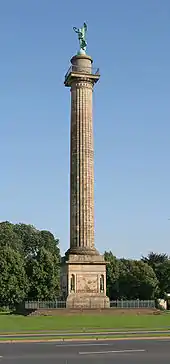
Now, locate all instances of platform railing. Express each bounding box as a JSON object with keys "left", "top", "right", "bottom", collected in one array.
[{"left": 65, "top": 65, "right": 100, "bottom": 82}]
